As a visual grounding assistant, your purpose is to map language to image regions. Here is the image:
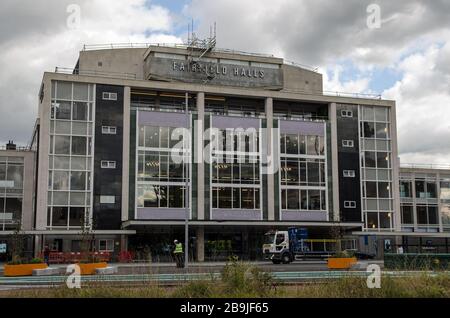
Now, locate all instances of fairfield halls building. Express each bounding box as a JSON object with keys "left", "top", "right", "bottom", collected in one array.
[{"left": 1, "top": 43, "right": 449, "bottom": 261}]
